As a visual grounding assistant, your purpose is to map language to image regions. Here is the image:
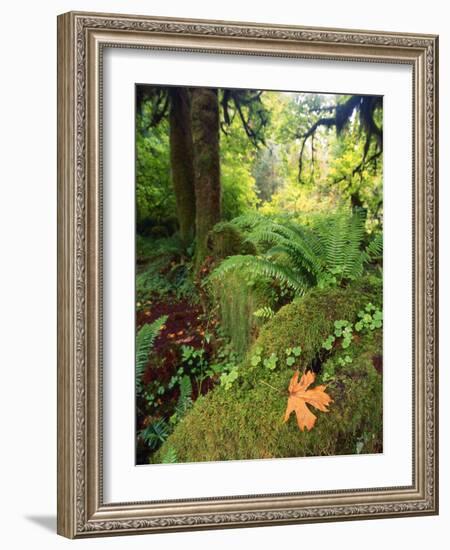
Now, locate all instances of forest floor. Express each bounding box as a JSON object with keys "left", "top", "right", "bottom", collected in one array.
[{"left": 136, "top": 295, "right": 218, "bottom": 462}]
